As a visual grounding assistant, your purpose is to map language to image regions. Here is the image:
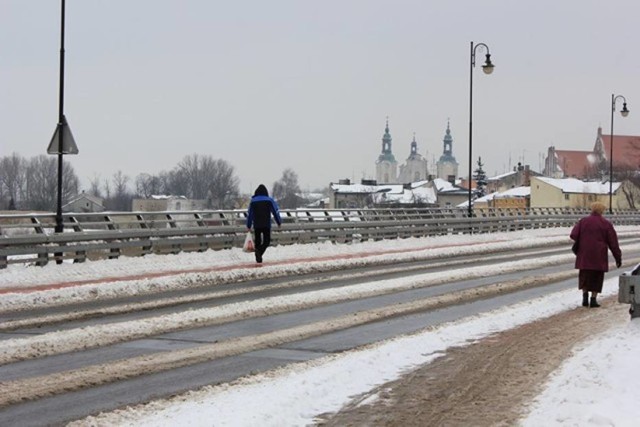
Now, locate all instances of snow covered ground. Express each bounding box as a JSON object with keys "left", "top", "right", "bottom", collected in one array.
[{"left": 3, "top": 227, "right": 640, "bottom": 426}]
